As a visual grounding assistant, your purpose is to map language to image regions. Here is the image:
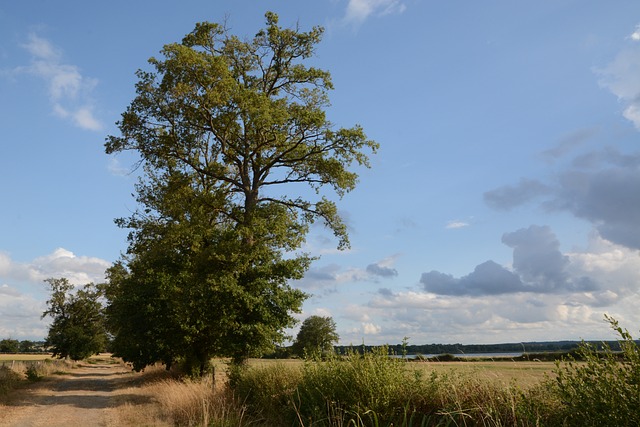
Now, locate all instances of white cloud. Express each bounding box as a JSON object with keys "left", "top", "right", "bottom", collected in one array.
[
  {"left": 596, "top": 46, "right": 640, "bottom": 129},
  {"left": 0, "top": 286, "right": 48, "bottom": 339},
  {"left": 629, "top": 24, "right": 640, "bottom": 41},
  {"left": 0, "top": 248, "right": 110, "bottom": 289},
  {"left": 446, "top": 220, "right": 470, "bottom": 229},
  {"left": 362, "top": 322, "right": 381, "bottom": 335},
  {"left": 344, "top": 0, "right": 406, "bottom": 26},
  {"left": 55, "top": 105, "right": 103, "bottom": 131},
  {"left": 14, "top": 33, "right": 102, "bottom": 131},
  {"left": 107, "top": 157, "right": 131, "bottom": 177},
  {"left": 0, "top": 248, "right": 111, "bottom": 339},
  {"left": 335, "top": 229, "right": 640, "bottom": 345}
]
